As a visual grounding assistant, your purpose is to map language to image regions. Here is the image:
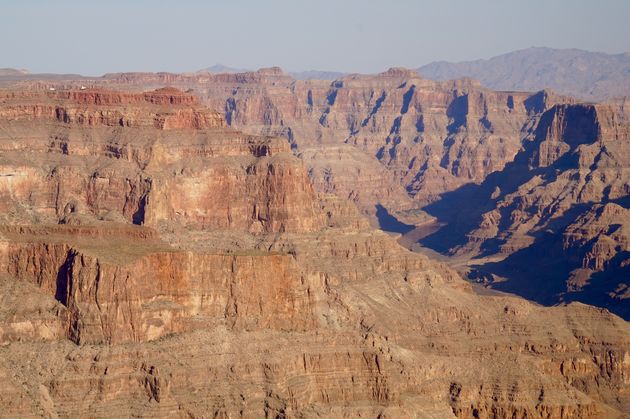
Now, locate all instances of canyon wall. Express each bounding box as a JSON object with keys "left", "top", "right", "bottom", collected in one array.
[
  {"left": 0, "top": 86, "right": 628, "bottom": 417},
  {"left": 85, "top": 69, "right": 629, "bottom": 319},
  {"left": 95, "top": 69, "right": 574, "bottom": 220}
]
